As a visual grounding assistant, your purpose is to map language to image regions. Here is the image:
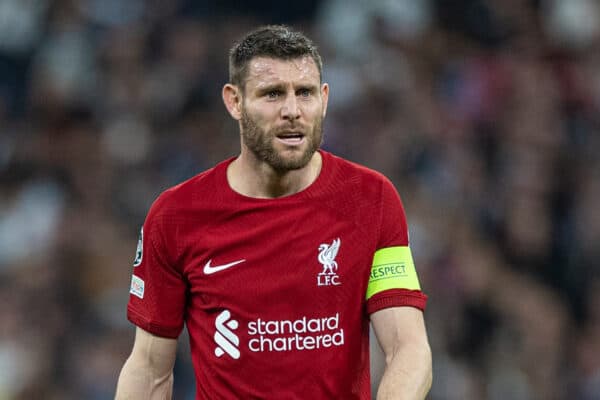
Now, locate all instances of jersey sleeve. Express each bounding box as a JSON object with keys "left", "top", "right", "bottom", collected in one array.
[
  {"left": 126, "top": 195, "right": 187, "bottom": 338},
  {"left": 366, "top": 178, "right": 427, "bottom": 315}
]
